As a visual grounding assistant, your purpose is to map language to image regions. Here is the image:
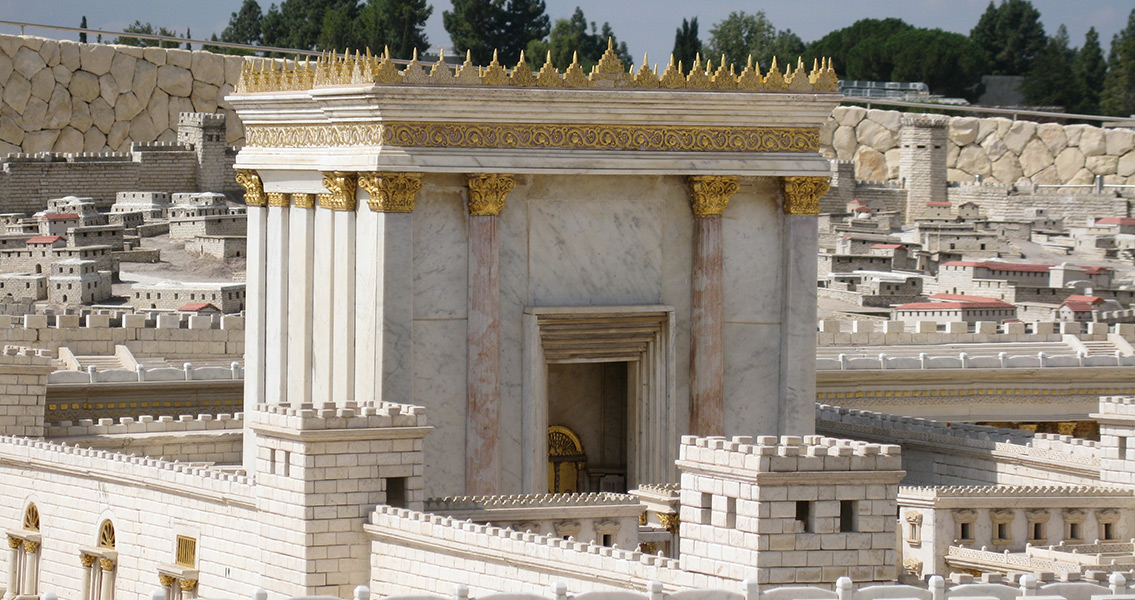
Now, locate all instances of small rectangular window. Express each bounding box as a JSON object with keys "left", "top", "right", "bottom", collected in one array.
[
  {"left": 385, "top": 477, "right": 407, "bottom": 509},
  {"left": 176, "top": 536, "right": 196, "bottom": 567},
  {"left": 1104, "top": 523, "right": 1117, "bottom": 540},
  {"left": 960, "top": 522, "right": 972, "bottom": 540},
  {"left": 840, "top": 500, "right": 857, "bottom": 533},
  {"left": 996, "top": 522, "right": 1008, "bottom": 540},
  {"left": 1033, "top": 522, "right": 1045, "bottom": 540},
  {"left": 1069, "top": 522, "right": 1081, "bottom": 540},
  {"left": 796, "top": 501, "right": 812, "bottom": 533}
]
